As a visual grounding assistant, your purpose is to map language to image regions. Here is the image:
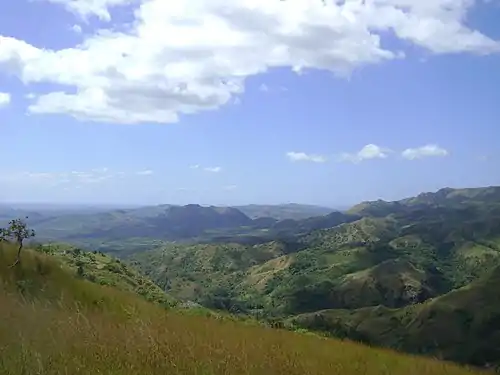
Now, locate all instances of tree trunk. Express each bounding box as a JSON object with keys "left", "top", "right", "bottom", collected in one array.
[{"left": 10, "top": 241, "right": 23, "bottom": 267}]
